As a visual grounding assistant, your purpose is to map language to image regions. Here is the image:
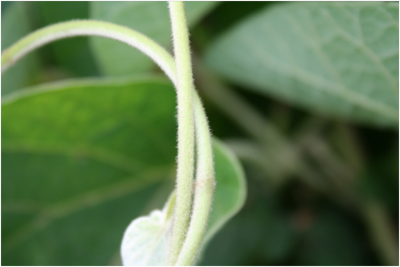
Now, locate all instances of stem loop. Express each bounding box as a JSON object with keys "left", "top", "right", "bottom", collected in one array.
[{"left": 1, "top": 15, "right": 215, "bottom": 266}]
